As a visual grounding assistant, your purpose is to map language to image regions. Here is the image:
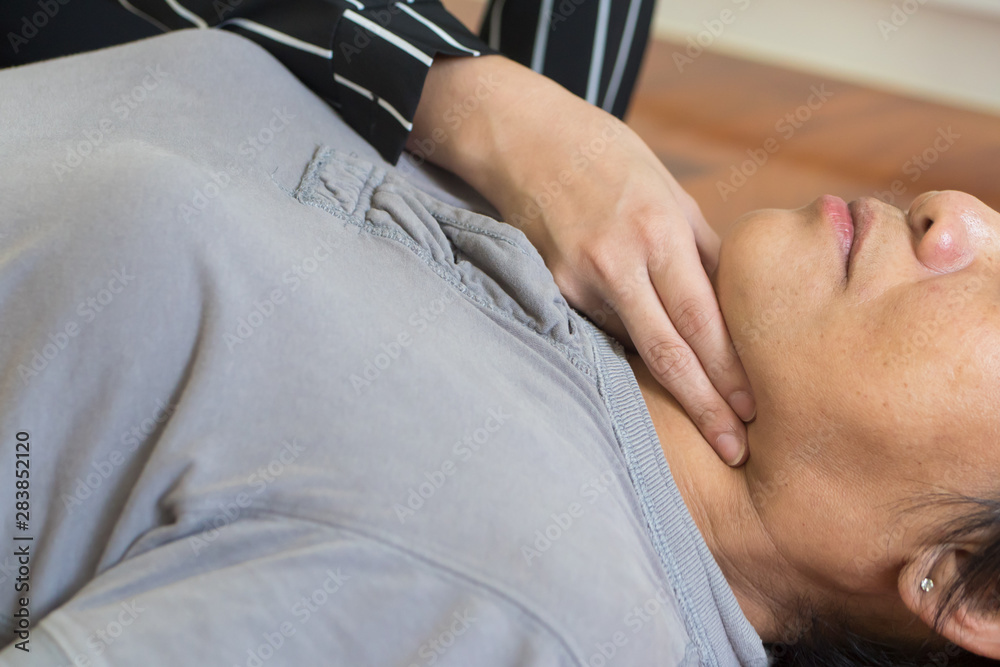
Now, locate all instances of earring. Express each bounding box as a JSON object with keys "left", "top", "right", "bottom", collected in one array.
[{"left": 920, "top": 577, "right": 935, "bottom": 593}]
